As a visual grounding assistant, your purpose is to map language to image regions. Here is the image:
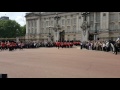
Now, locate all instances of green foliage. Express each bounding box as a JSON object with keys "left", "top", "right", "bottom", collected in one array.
[
  {"left": 0, "top": 20, "right": 26, "bottom": 38},
  {"left": 21, "top": 25, "right": 26, "bottom": 36}
]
